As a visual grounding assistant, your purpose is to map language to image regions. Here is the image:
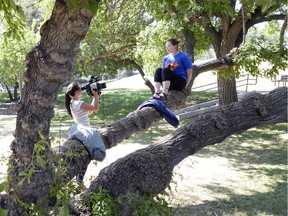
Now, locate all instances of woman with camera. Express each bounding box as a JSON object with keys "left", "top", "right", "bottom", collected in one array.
[
  {"left": 64, "top": 82, "right": 103, "bottom": 184},
  {"left": 65, "top": 82, "right": 100, "bottom": 127}
]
